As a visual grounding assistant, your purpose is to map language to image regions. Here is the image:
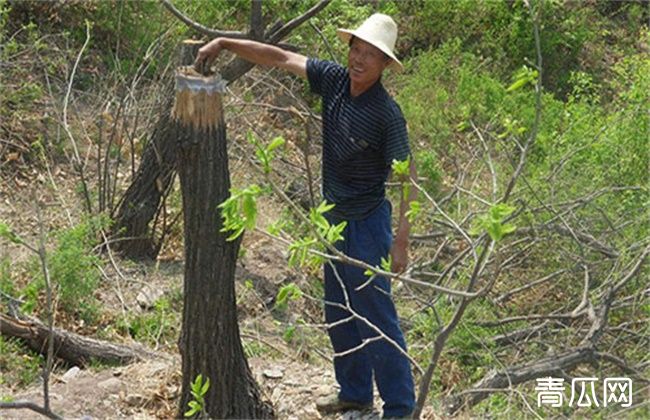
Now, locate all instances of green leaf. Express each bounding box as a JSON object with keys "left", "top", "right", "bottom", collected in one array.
[
  {"left": 275, "top": 283, "right": 302, "bottom": 311},
  {"left": 184, "top": 401, "right": 200, "bottom": 417},
  {"left": 267, "top": 136, "right": 286, "bottom": 152},
  {"left": 192, "top": 374, "right": 203, "bottom": 394},
  {"left": 391, "top": 158, "right": 410, "bottom": 177},
  {"left": 0, "top": 222, "right": 23, "bottom": 245},
  {"left": 200, "top": 377, "right": 210, "bottom": 396},
  {"left": 506, "top": 77, "right": 528, "bottom": 92},
  {"left": 380, "top": 255, "right": 392, "bottom": 272},
  {"left": 406, "top": 201, "right": 421, "bottom": 224}
]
